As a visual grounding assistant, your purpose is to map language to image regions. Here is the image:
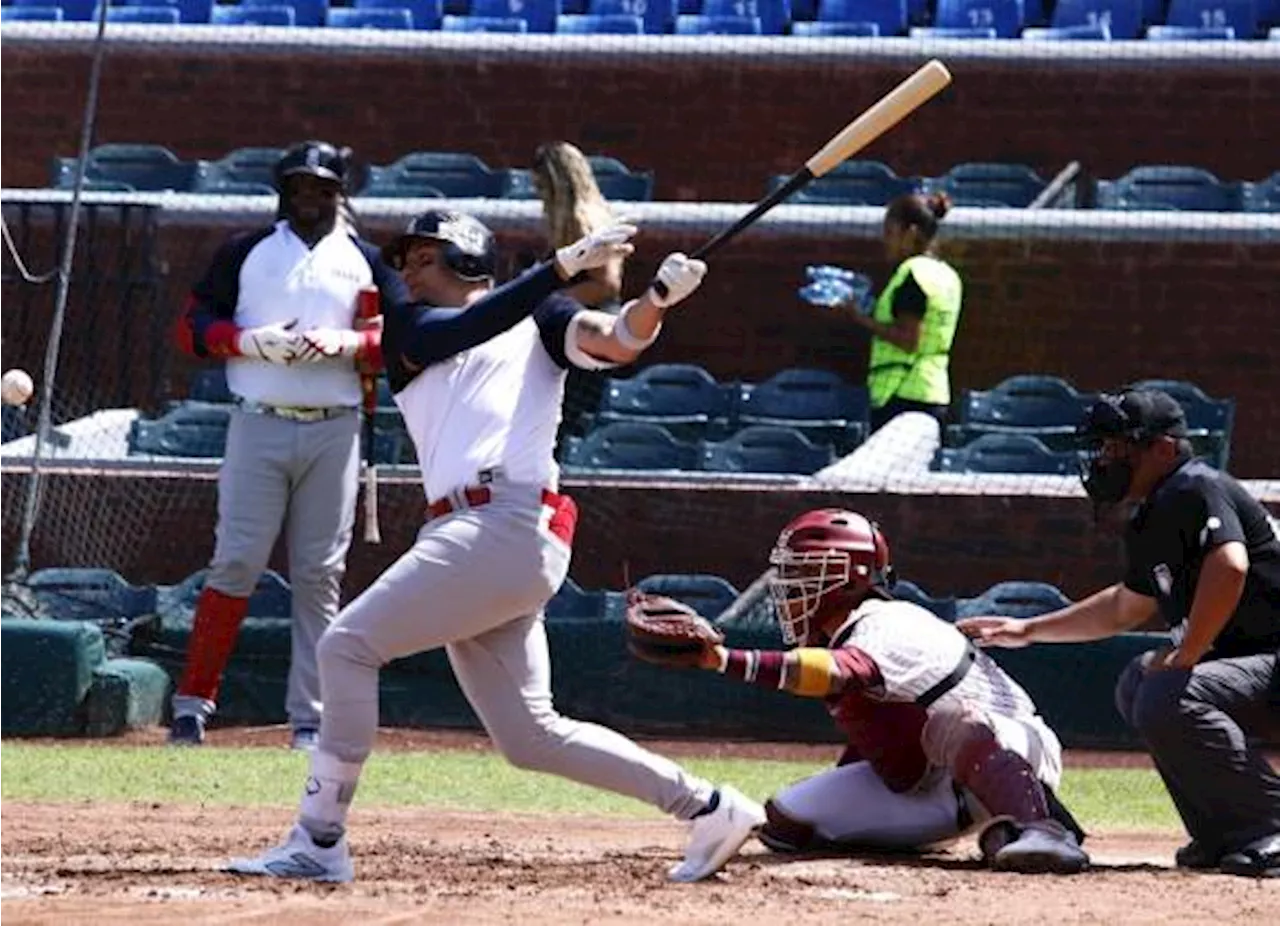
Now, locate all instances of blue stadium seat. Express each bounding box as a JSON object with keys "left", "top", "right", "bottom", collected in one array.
[
  {"left": 702, "top": 0, "right": 790, "bottom": 33},
  {"left": 200, "top": 146, "right": 285, "bottom": 189},
  {"left": 121, "top": 0, "right": 212, "bottom": 21},
  {"left": 52, "top": 143, "right": 196, "bottom": 192},
  {"left": 674, "top": 12, "right": 762, "bottom": 30},
  {"left": 589, "top": 0, "right": 675, "bottom": 32},
  {"left": 908, "top": 24, "right": 998, "bottom": 34},
  {"left": 190, "top": 162, "right": 278, "bottom": 193},
  {"left": 935, "top": 0, "right": 1024, "bottom": 36},
  {"left": 700, "top": 425, "right": 836, "bottom": 475},
  {"left": 1, "top": 5, "right": 65, "bottom": 19},
  {"left": 469, "top": 0, "right": 559, "bottom": 31},
  {"left": 770, "top": 159, "right": 918, "bottom": 206},
  {"left": 243, "top": 0, "right": 328, "bottom": 27},
  {"left": 792, "top": 18, "right": 879, "bottom": 31},
  {"left": 210, "top": 4, "right": 297, "bottom": 23},
  {"left": 635, "top": 574, "right": 740, "bottom": 619},
  {"left": 587, "top": 155, "right": 655, "bottom": 201},
  {"left": 935, "top": 163, "right": 1047, "bottom": 208},
  {"left": 736, "top": 368, "right": 869, "bottom": 431},
  {"left": 590, "top": 364, "right": 732, "bottom": 440},
  {"left": 818, "top": 0, "right": 906, "bottom": 34},
  {"left": 545, "top": 577, "right": 615, "bottom": 621},
  {"left": 1021, "top": 22, "right": 1112, "bottom": 37},
  {"left": 1050, "top": 0, "right": 1138, "bottom": 37},
  {"left": 326, "top": 6, "right": 413, "bottom": 26},
  {"left": 892, "top": 580, "right": 957, "bottom": 622},
  {"left": 365, "top": 152, "right": 503, "bottom": 198},
  {"left": 188, "top": 367, "right": 233, "bottom": 403},
  {"left": 1126, "top": 378, "right": 1234, "bottom": 468},
  {"left": 950, "top": 374, "right": 1093, "bottom": 451},
  {"left": 1245, "top": 172, "right": 1279, "bottom": 213},
  {"left": 932, "top": 433, "right": 1080, "bottom": 475},
  {"left": 1099, "top": 166, "right": 1246, "bottom": 212},
  {"left": 560, "top": 422, "right": 700, "bottom": 471},
  {"left": 954, "top": 581, "right": 1072, "bottom": 620},
  {"left": 129, "top": 417, "right": 230, "bottom": 459},
  {"left": 556, "top": 11, "right": 644, "bottom": 29},
  {"left": 1166, "top": 0, "right": 1256, "bottom": 36},
  {"left": 355, "top": 0, "right": 441, "bottom": 28},
  {"left": 14, "top": 0, "right": 92, "bottom": 19},
  {"left": 1144, "top": 23, "right": 1235, "bottom": 36}
]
